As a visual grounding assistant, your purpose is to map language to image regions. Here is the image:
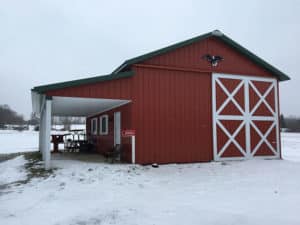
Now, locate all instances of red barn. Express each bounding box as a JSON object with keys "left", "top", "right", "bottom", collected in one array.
[{"left": 32, "top": 30, "right": 290, "bottom": 169}]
